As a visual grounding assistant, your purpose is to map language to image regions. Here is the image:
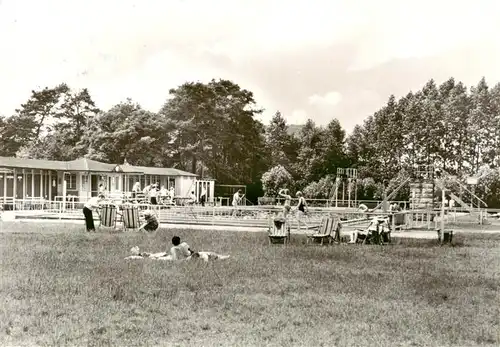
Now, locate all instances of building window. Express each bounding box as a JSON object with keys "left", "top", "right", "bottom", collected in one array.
[
  {"left": 150, "top": 175, "right": 158, "bottom": 185},
  {"left": 81, "top": 175, "right": 89, "bottom": 190},
  {"left": 25, "top": 172, "right": 33, "bottom": 197},
  {"left": 66, "top": 174, "right": 77, "bottom": 189},
  {"left": 168, "top": 178, "right": 175, "bottom": 190},
  {"left": 128, "top": 176, "right": 137, "bottom": 192}
]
